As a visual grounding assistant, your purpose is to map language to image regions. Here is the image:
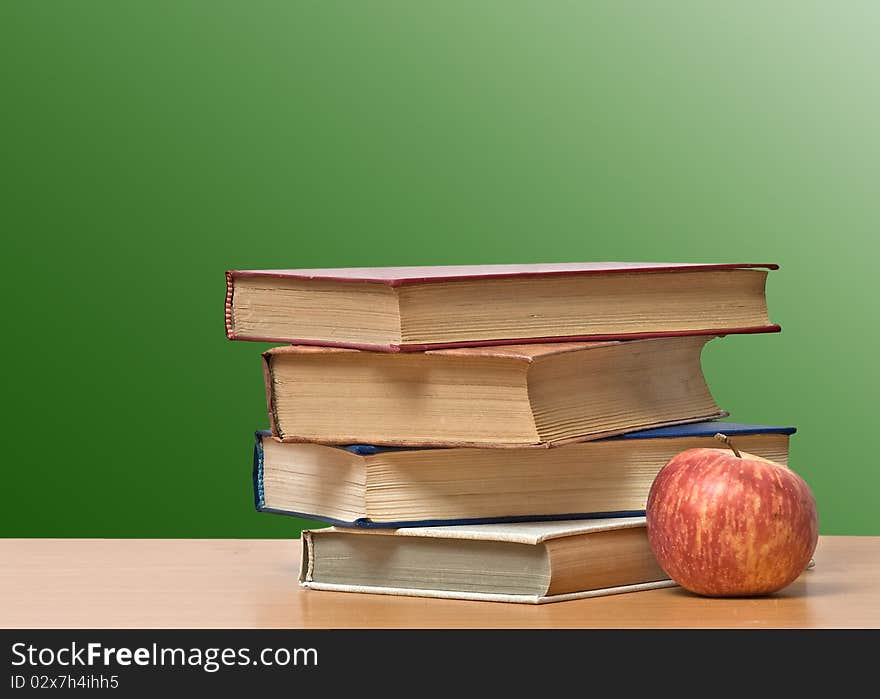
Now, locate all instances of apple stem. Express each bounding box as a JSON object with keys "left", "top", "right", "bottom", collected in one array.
[{"left": 714, "top": 432, "right": 742, "bottom": 458}]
